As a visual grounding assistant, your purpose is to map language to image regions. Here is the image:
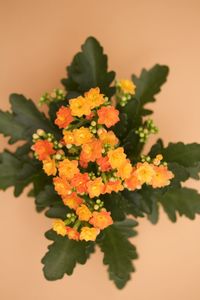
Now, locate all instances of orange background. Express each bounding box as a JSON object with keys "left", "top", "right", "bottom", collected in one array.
[{"left": 0, "top": 1, "right": 200, "bottom": 299}]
